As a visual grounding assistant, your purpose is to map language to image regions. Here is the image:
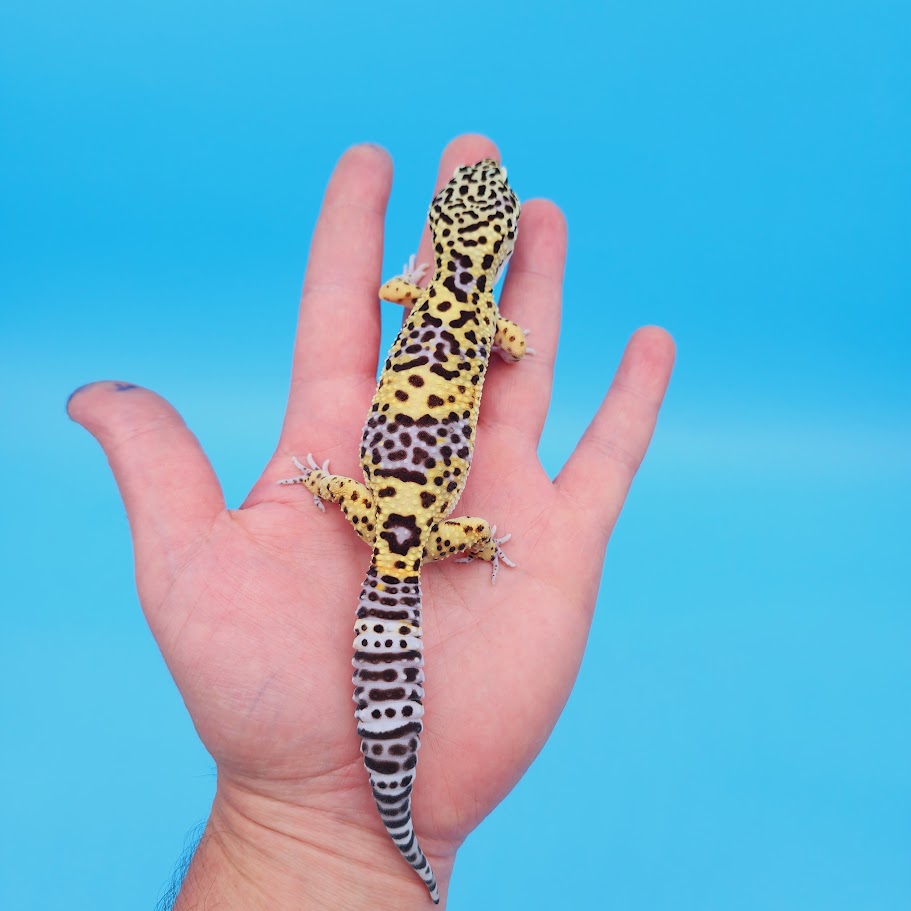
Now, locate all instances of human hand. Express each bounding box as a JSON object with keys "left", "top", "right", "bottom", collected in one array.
[{"left": 68, "top": 135, "right": 674, "bottom": 909}]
